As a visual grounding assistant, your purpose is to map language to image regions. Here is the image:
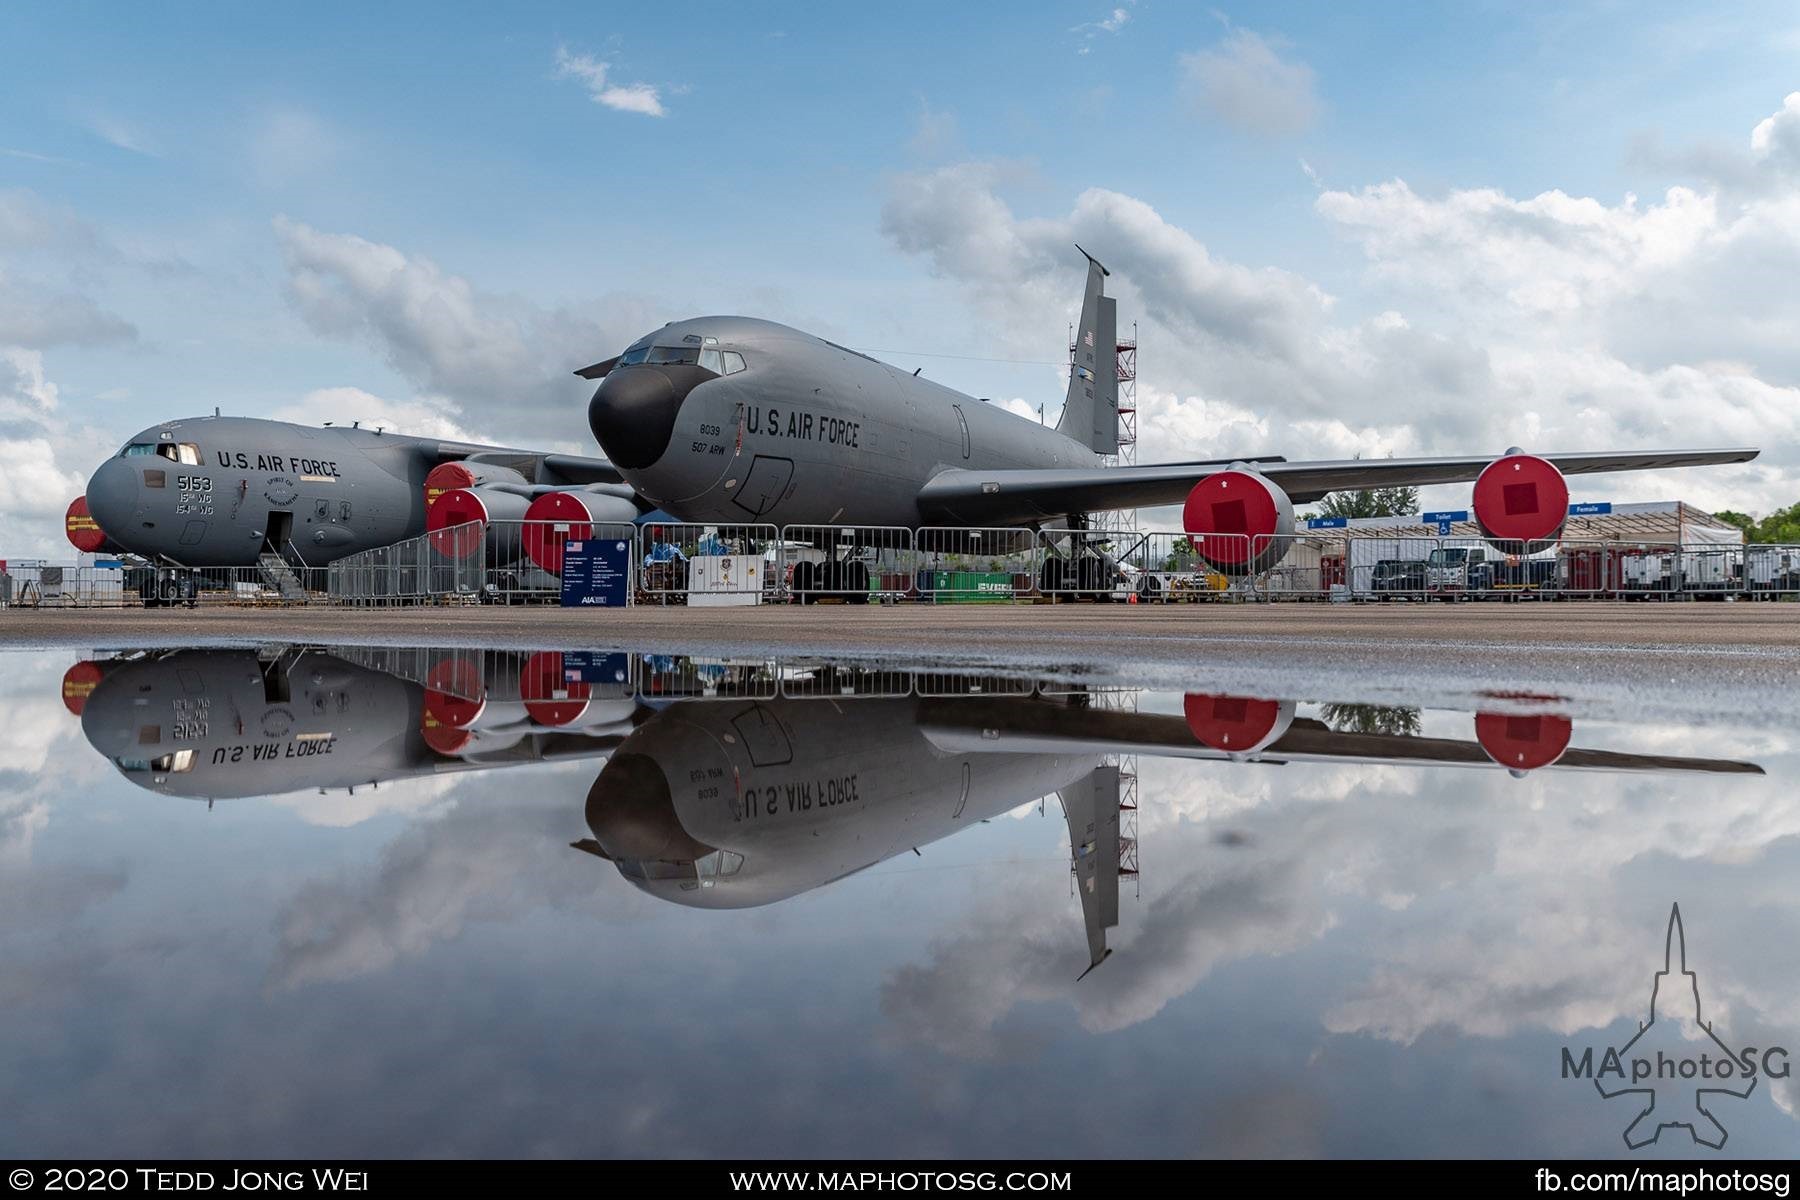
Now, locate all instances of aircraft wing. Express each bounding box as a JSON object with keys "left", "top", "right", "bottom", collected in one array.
[
  {"left": 915, "top": 447, "right": 1760, "bottom": 525},
  {"left": 916, "top": 698, "right": 1765, "bottom": 776},
  {"left": 425, "top": 440, "right": 630, "bottom": 488}
]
